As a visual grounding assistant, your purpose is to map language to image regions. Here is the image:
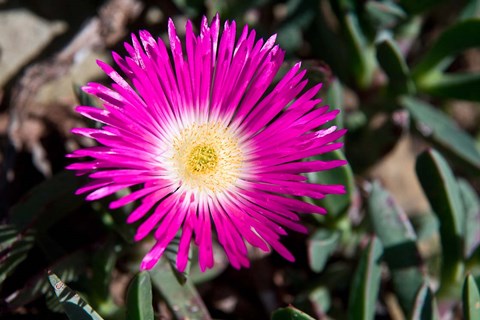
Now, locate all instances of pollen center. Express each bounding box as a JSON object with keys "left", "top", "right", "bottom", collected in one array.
[
  {"left": 168, "top": 122, "right": 244, "bottom": 194},
  {"left": 187, "top": 144, "right": 218, "bottom": 174}
]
